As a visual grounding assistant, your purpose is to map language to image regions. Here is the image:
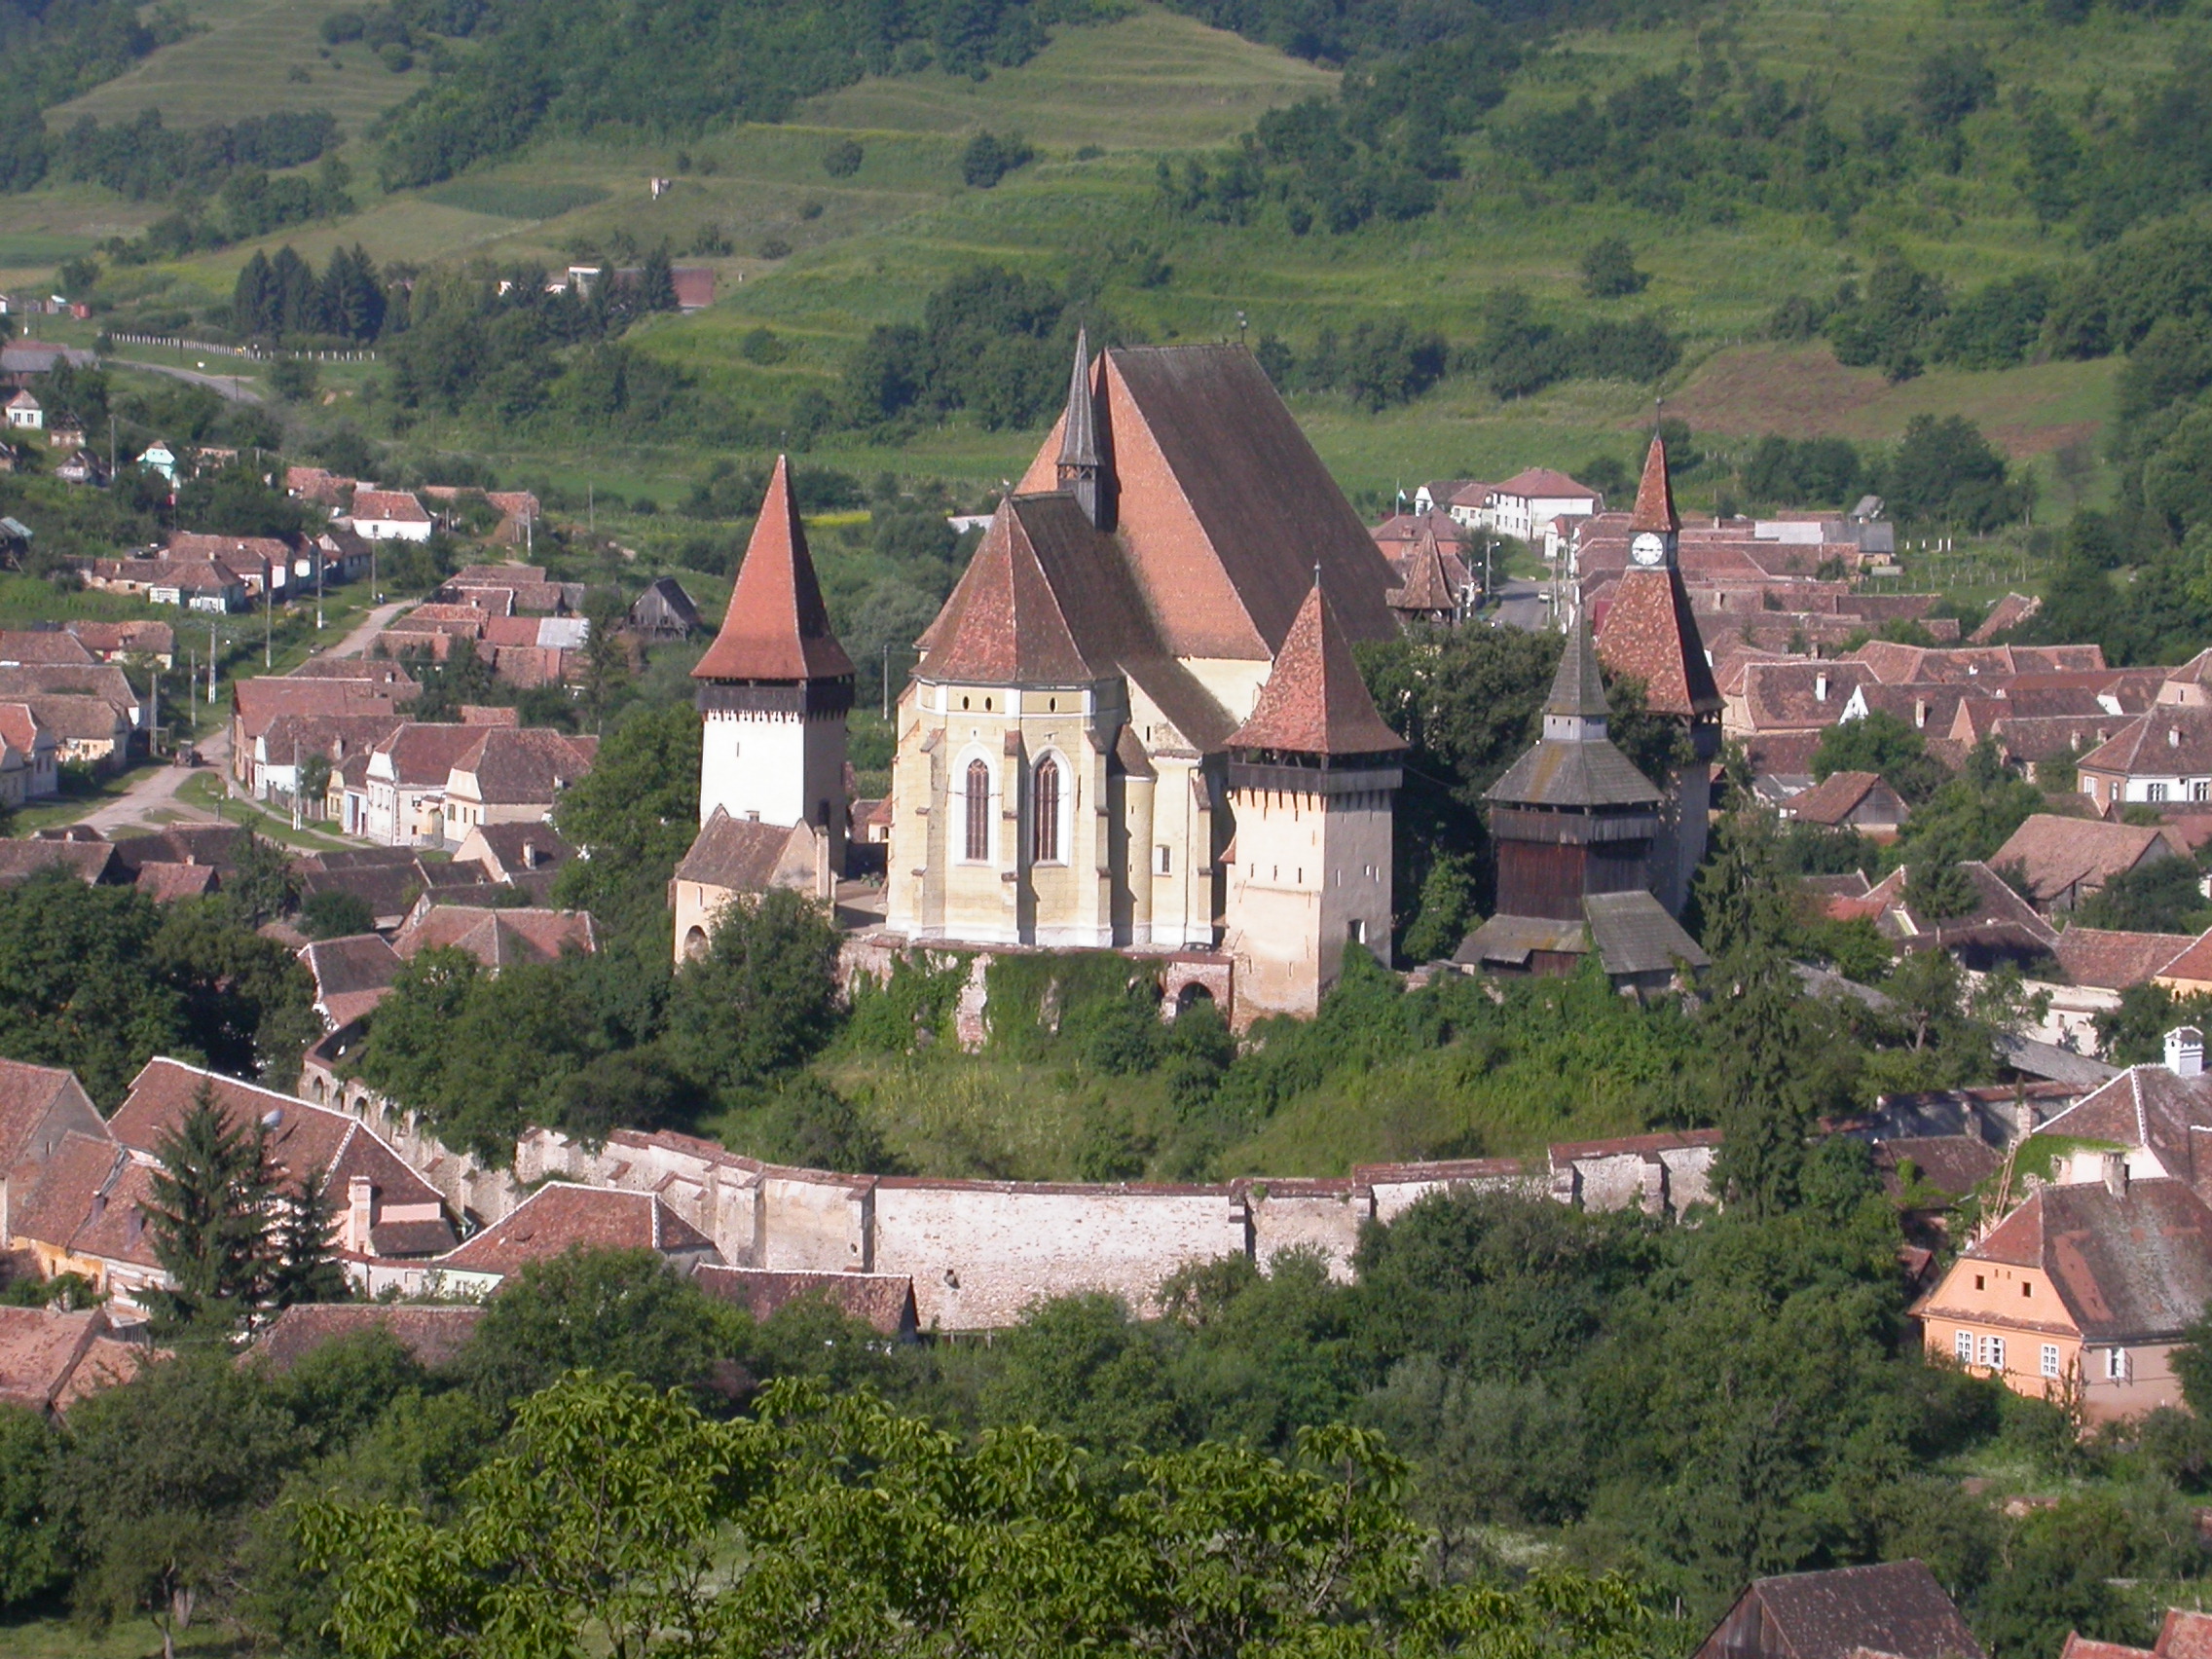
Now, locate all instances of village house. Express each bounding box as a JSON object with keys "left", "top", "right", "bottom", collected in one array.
[
  {"left": 0, "top": 1307, "right": 149, "bottom": 1419},
  {"left": 629, "top": 574, "right": 701, "bottom": 641},
  {"left": 1987, "top": 814, "right": 2183, "bottom": 913},
  {"left": 2061, "top": 1607, "right": 2212, "bottom": 1659},
  {"left": 297, "top": 933, "right": 403, "bottom": 1029},
  {"left": 0, "top": 629, "right": 92, "bottom": 668},
  {"left": 0, "top": 1059, "right": 108, "bottom": 1243},
  {"left": 136, "top": 440, "right": 179, "bottom": 483},
  {"left": 230, "top": 675, "right": 413, "bottom": 792},
  {"left": 2079, "top": 703, "right": 2212, "bottom": 809},
  {"left": 2026, "top": 928, "right": 2199, "bottom": 1053},
  {"left": 673, "top": 810, "right": 833, "bottom": 962},
  {"left": 452, "top": 820, "right": 574, "bottom": 893},
  {"left": 247, "top": 1304, "right": 485, "bottom": 1373},
  {"left": 393, "top": 902, "right": 597, "bottom": 970},
  {"left": 1467, "top": 466, "right": 1604, "bottom": 555},
  {"left": 1691, "top": 1561, "right": 1985, "bottom": 1659},
  {"left": 0, "top": 705, "right": 57, "bottom": 800},
  {"left": 249, "top": 711, "right": 405, "bottom": 804},
  {"left": 350, "top": 489, "right": 433, "bottom": 542},
  {"left": 53, "top": 449, "right": 105, "bottom": 488},
  {"left": 436, "top": 726, "right": 597, "bottom": 844},
  {"left": 1913, "top": 1161, "right": 2212, "bottom": 1422},
  {"left": 4, "top": 389, "right": 41, "bottom": 431},
  {"left": 377, "top": 1184, "right": 719, "bottom": 1299},
  {"left": 1775, "top": 770, "right": 1909, "bottom": 838}
]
